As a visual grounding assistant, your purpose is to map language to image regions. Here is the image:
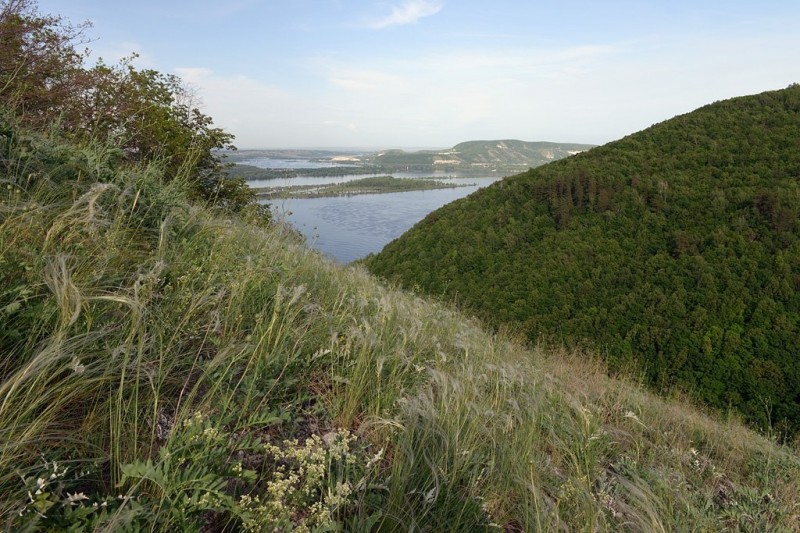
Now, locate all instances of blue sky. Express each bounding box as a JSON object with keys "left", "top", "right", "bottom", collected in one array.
[{"left": 39, "top": 0, "right": 800, "bottom": 149}]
